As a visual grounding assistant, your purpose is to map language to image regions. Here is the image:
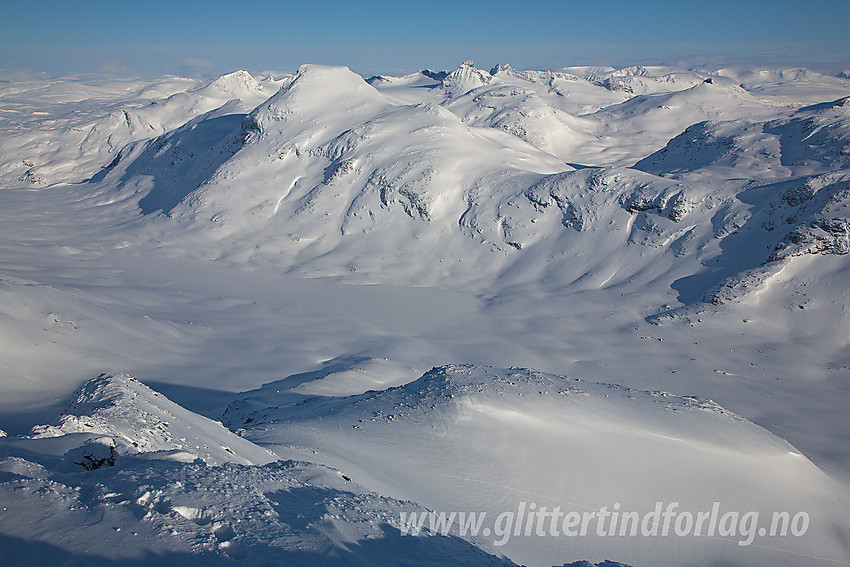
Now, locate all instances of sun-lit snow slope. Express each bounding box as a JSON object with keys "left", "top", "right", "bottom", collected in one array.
[
  {"left": 582, "top": 79, "right": 782, "bottom": 166},
  {"left": 636, "top": 96, "right": 850, "bottom": 179},
  {"left": 0, "top": 378, "right": 520, "bottom": 566},
  {"left": 0, "top": 70, "right": 282, "bottom": 188},
  {"left": 23, "top": 373, "right": 277, "bottom": 466},
  {"left": 224, "top": 365, "right": 850, "bottom": 567}
]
